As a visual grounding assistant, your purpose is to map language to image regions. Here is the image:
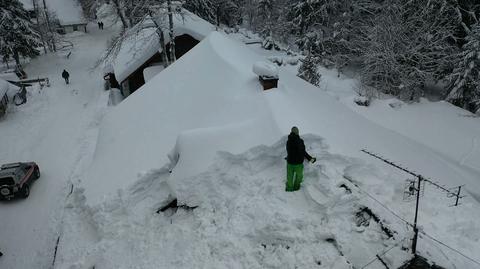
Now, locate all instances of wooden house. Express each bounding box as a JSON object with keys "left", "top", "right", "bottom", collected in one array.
[
  {"left": 113, "top": 10, "right": 214, "bottom": 97},
  {"left": 56, "top": 22, "right": 88, "bottom": 34}
]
